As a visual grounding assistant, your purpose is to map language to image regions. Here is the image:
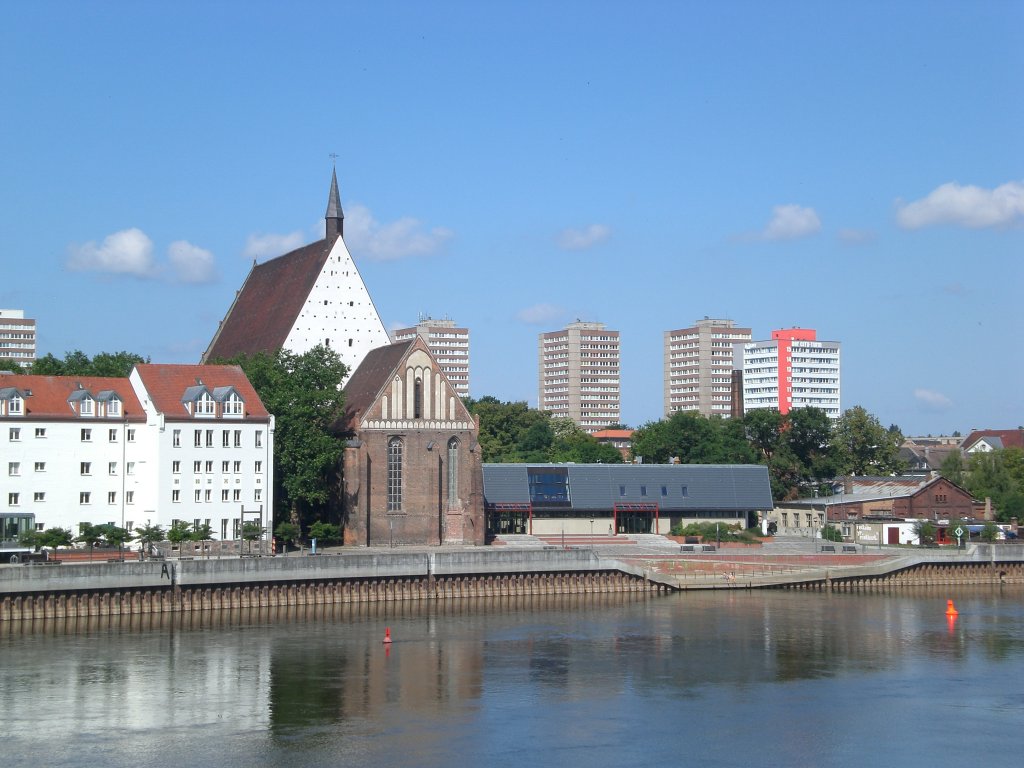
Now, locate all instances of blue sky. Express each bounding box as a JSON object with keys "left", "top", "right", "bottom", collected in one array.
[{"left": 2, "top": 1, "right": 1021, "bottom": 437}]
